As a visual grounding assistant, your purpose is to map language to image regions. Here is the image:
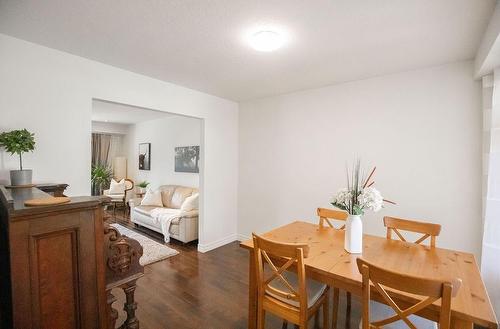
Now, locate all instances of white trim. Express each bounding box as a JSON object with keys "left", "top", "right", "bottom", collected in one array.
[
  {"left": 197, "top": 234, "right": 237, "bottom": 253},
  {"left": 483, "top": 242, "right": 500, "bottom": 251},
  {"left": 237, "top": 233, "right": 251, "bottom": 241}
]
